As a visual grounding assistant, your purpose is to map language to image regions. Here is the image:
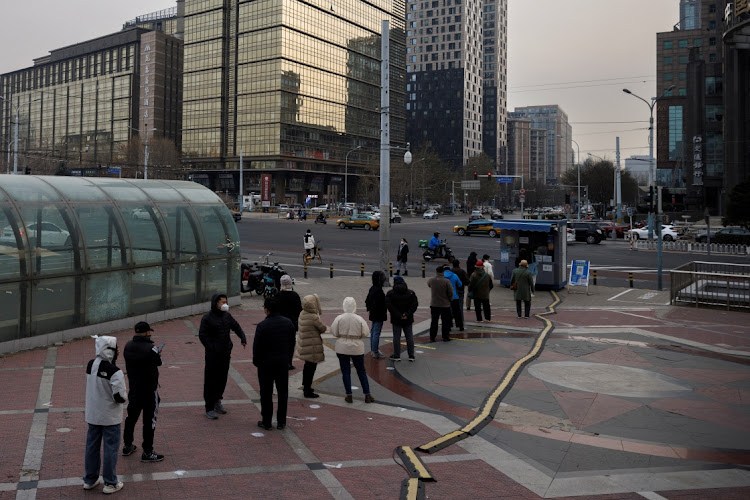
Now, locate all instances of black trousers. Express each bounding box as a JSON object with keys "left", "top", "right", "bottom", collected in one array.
[
  {"left": 204, "top": 351, "right": 231, "bottom": 412},
  {"left": 429, "top": 306, "right": 452, "bottom": 340},
  {"left": 451, "top": 297, "right": 464, "bottom": 329},
  {"left": 474, "top": 298, "right": 491, "bottom": 321},
  {"left": 302, "top": 361, "right": 318, "bottom": 393},
  {"left": 123, "top": 390, "right": 159, "bottom": 454},
  {"left": 516, "top": 300, "right": 531, "bottom": 318},
  {"left": 258, "top": 363, "right": 289, "bottom": 427}
]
